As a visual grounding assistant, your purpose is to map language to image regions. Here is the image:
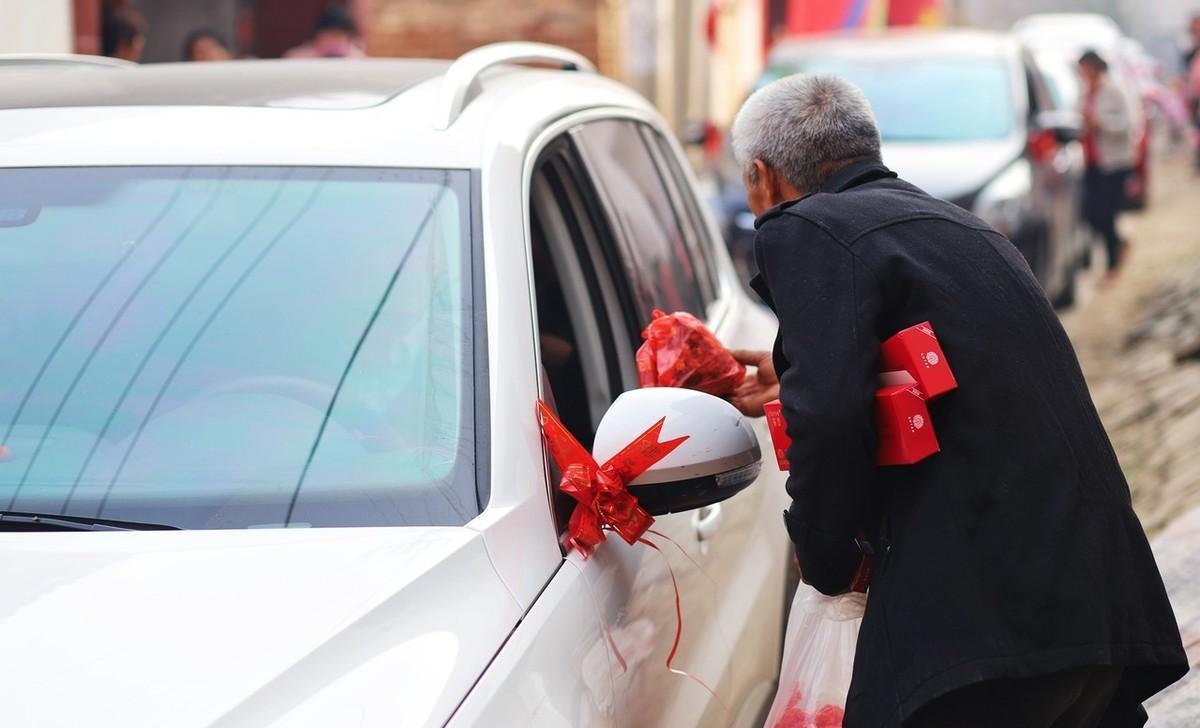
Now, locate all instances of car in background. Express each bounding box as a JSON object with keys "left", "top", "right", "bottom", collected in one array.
[
  {"left": 0, "top": 46, "right": 790, "bottom": 727},
  {"left": 1013, "top": 13, "right": 1152, "bottom": 209},
  {"left": 717, "top": 29, "right": 1086, "bottom": 308}
]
